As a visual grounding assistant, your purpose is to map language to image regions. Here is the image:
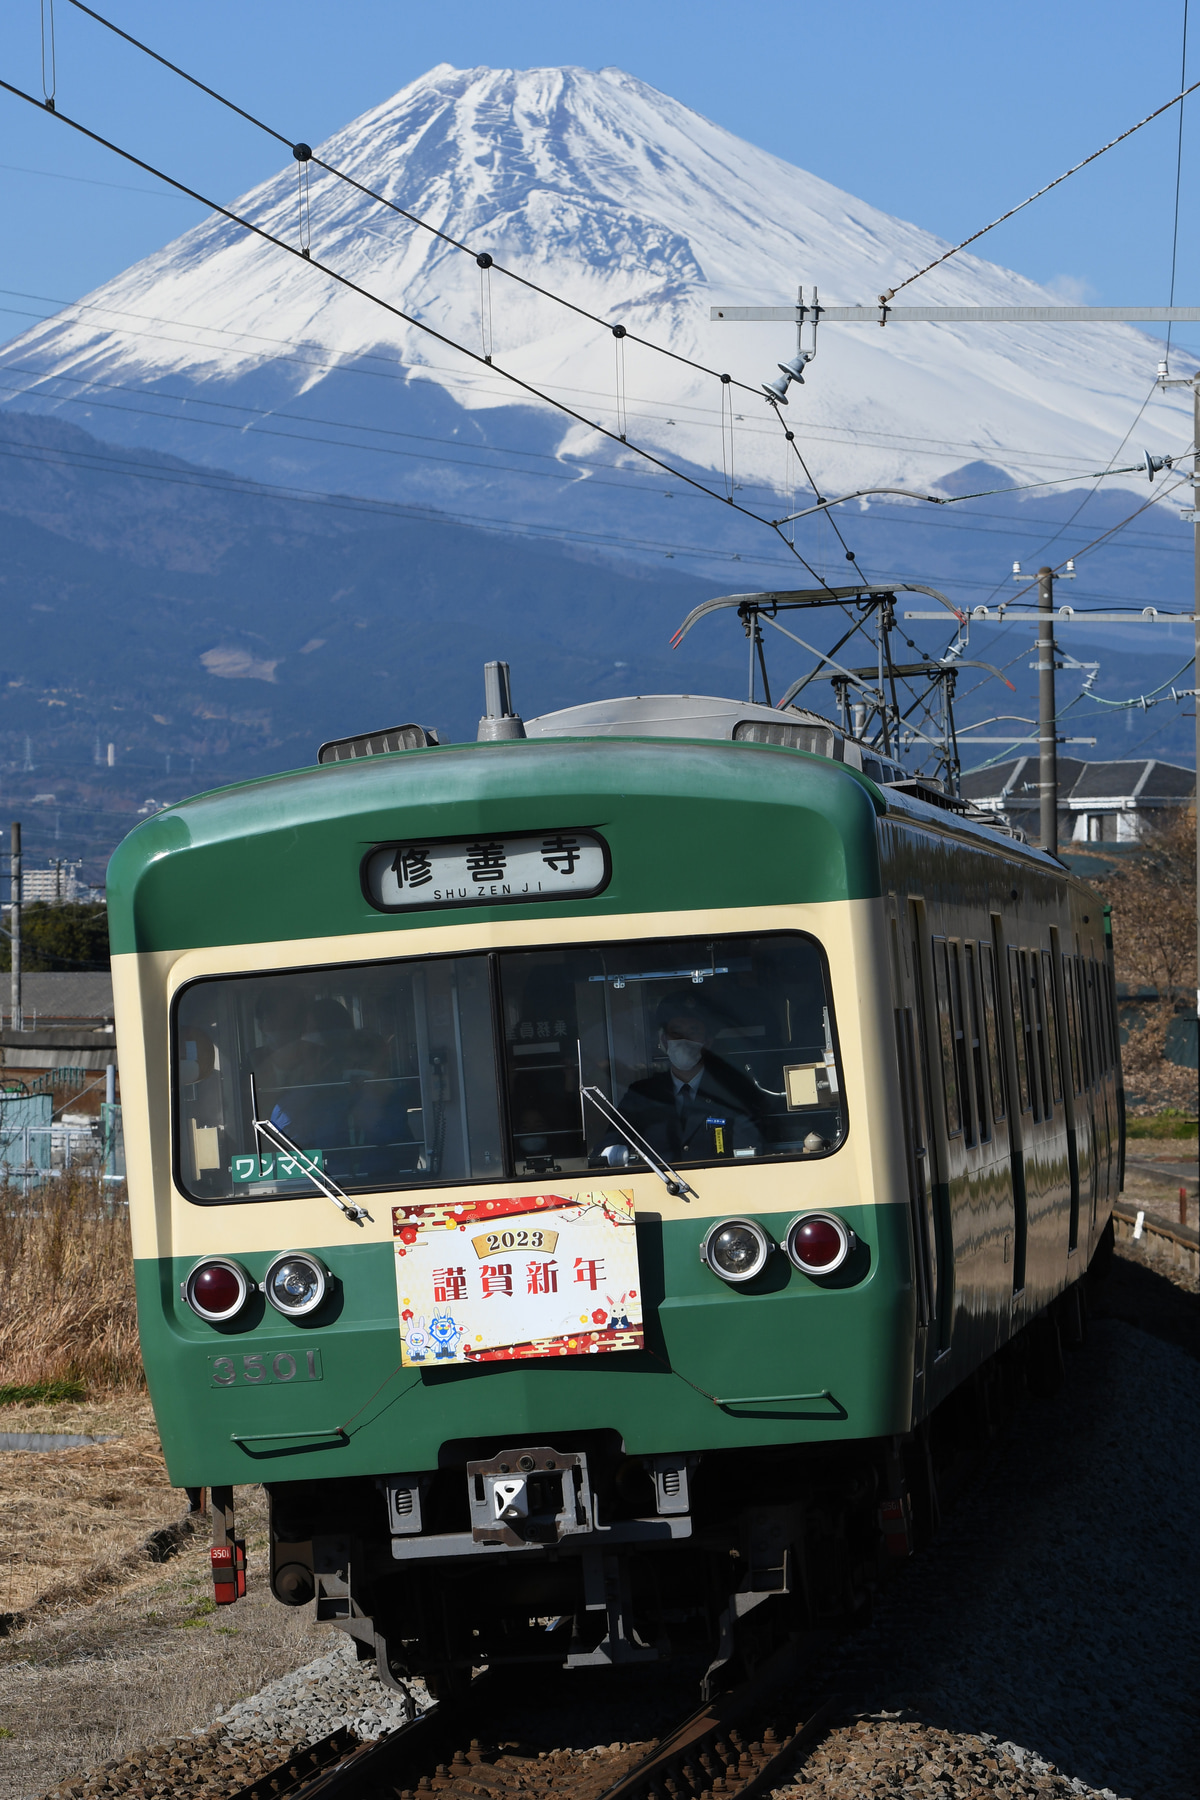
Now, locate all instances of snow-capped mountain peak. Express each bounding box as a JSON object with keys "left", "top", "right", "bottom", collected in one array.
[{"left": 2, "top": 63, "right": 1191, "bottom": 513}]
